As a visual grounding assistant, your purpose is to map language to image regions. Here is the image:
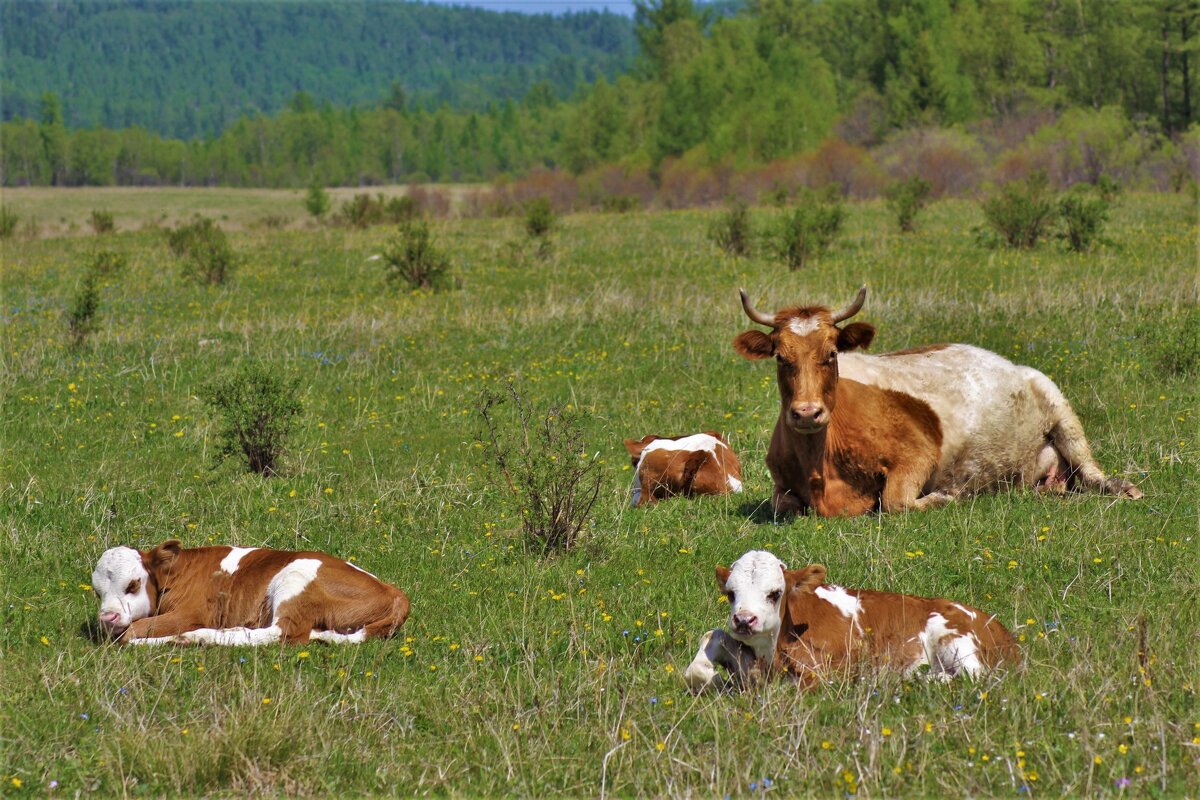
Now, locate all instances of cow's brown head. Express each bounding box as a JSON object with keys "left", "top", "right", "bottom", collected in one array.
[{"left": 733, "top": 287, "right": 874, "bottom": 433}]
